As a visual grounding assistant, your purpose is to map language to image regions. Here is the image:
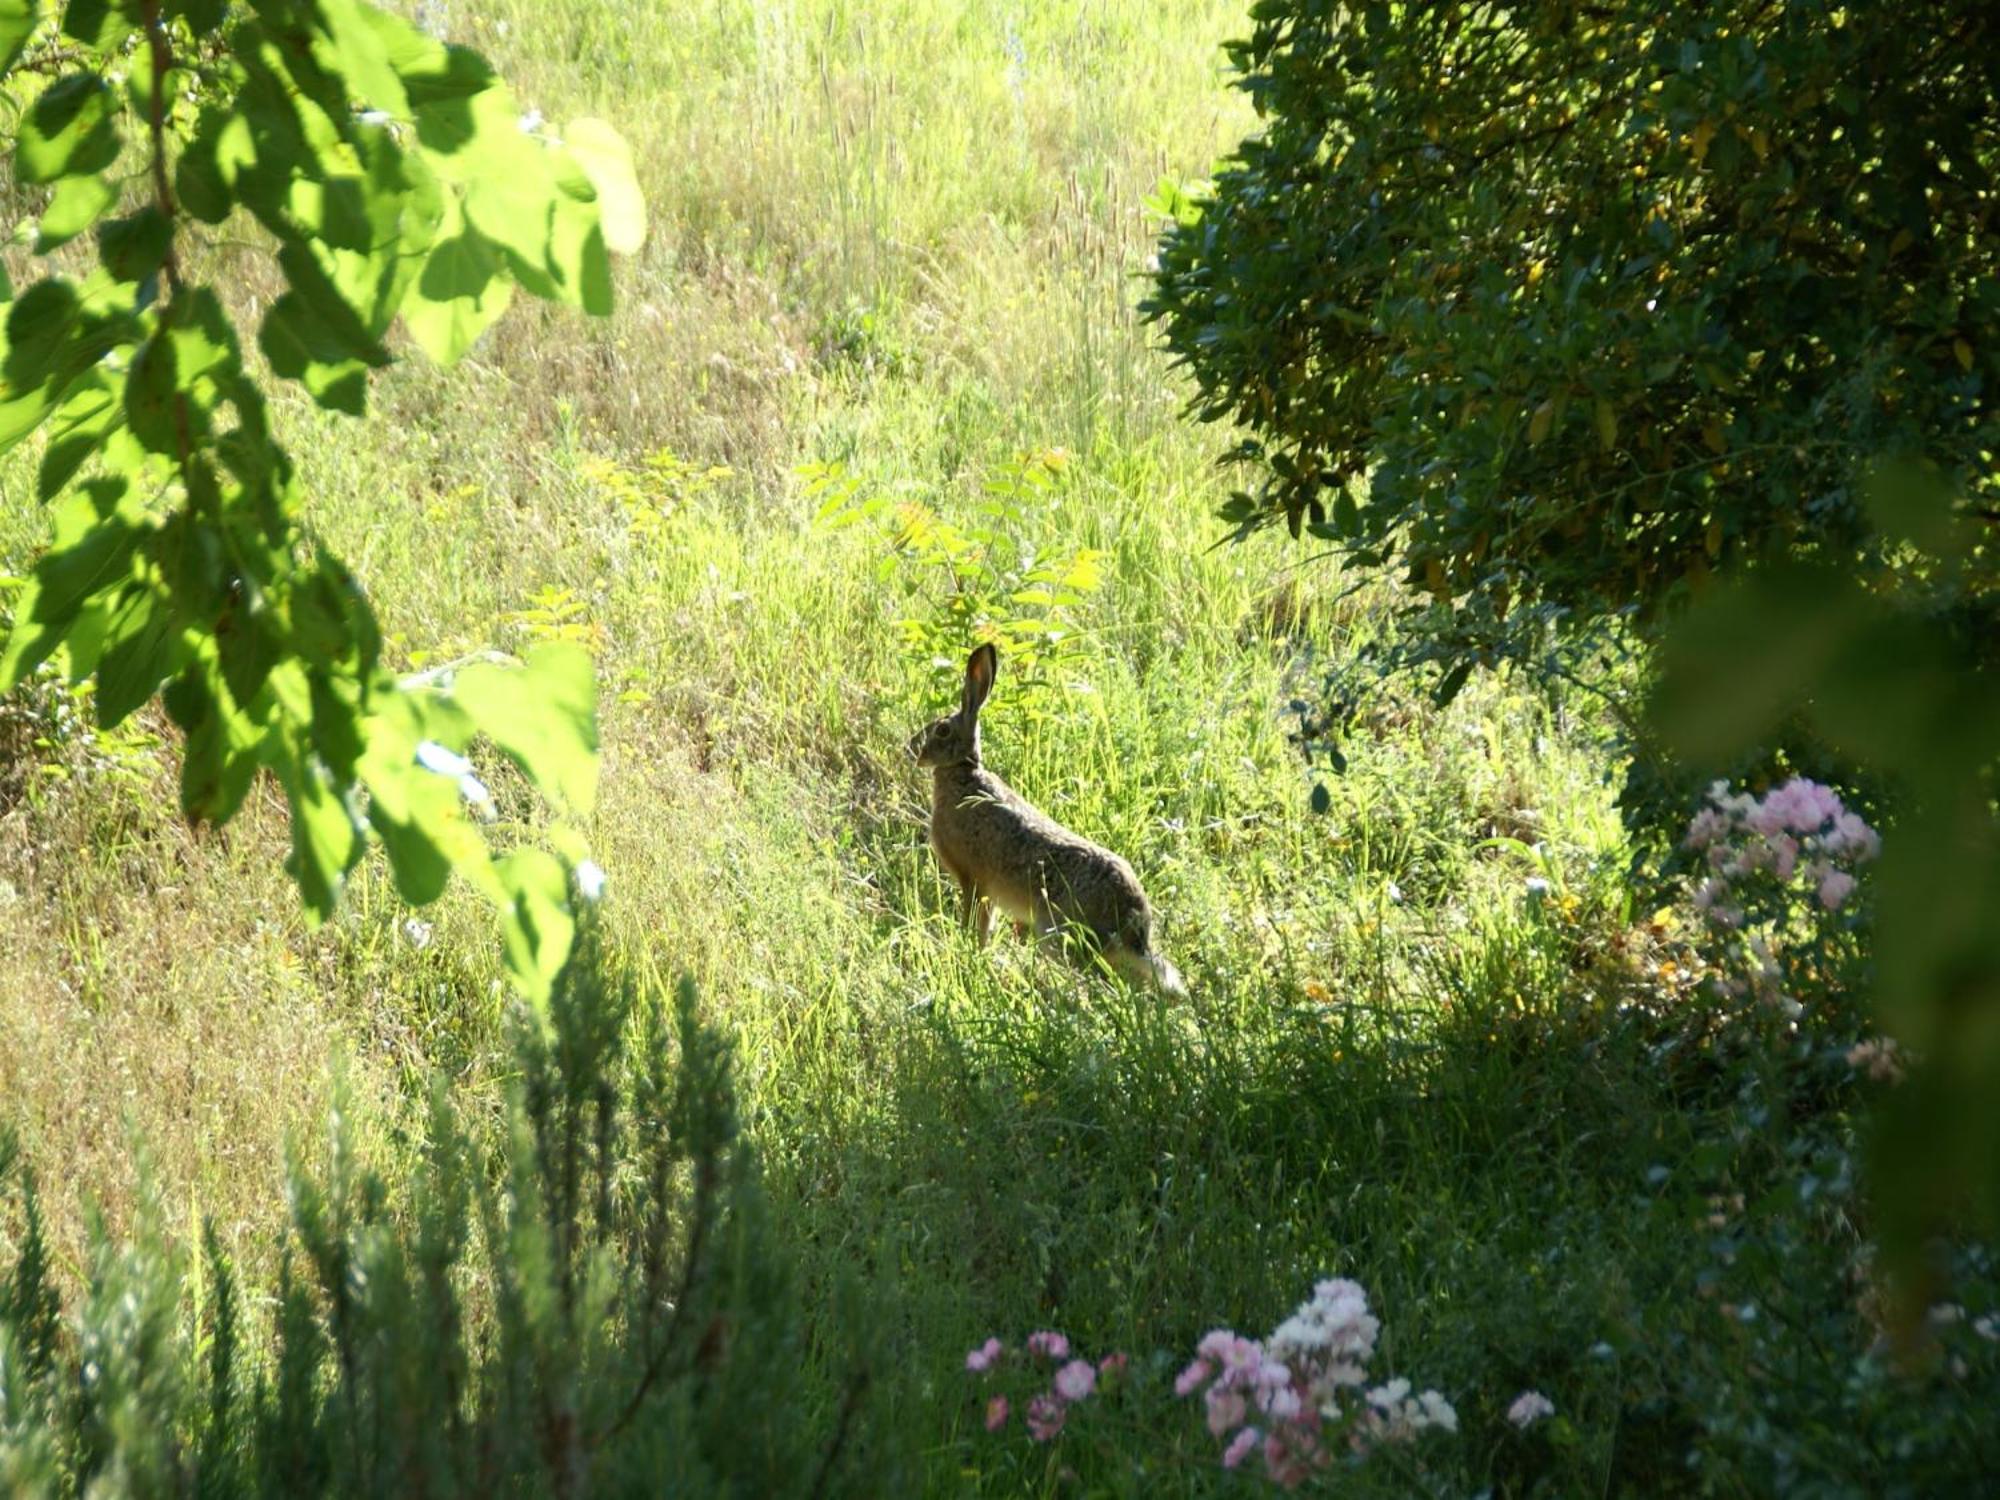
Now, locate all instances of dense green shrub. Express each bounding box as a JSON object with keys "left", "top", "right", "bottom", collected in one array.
[
  {"left": 1144, "top": 0, "right": 2000, "bottom": 1270},
  {"left": 0, "top": 932, "right": 859, "bottom": 1496},
  {"left": 1143, "top": 0, "right": 1998, "bottom": 697}
]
